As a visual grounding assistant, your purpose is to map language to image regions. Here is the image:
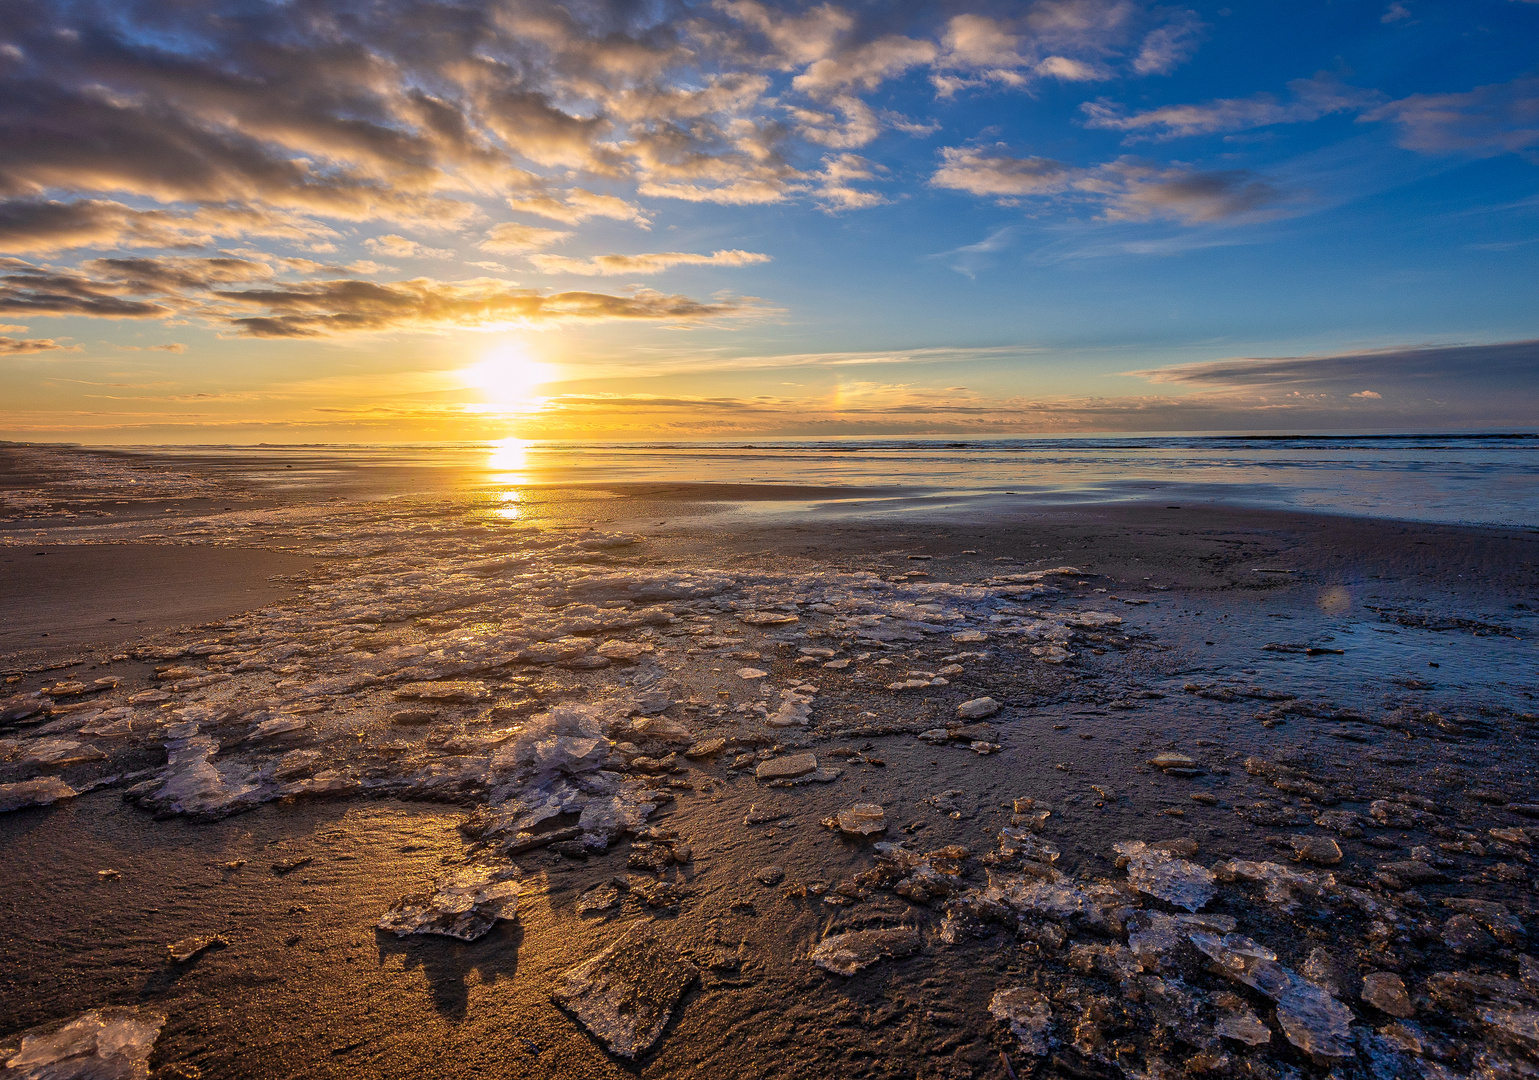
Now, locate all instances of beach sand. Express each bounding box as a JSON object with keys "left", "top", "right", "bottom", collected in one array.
[
  {"left": 2, "top": 452, "right": 1537, "bottom": 1079},
  {"left": 0, "top": 544, "right": 314, "bottom": 666}
]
